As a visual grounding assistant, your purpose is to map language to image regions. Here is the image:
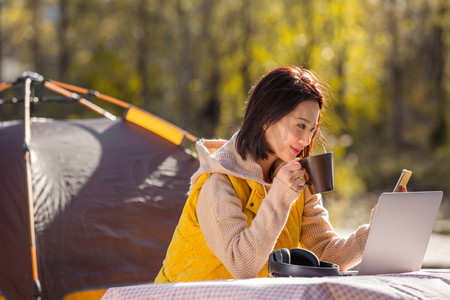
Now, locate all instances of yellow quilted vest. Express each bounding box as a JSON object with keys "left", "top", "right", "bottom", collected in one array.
[{"left": 154, "top": 173, "right": 304, "bottom": 283}]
